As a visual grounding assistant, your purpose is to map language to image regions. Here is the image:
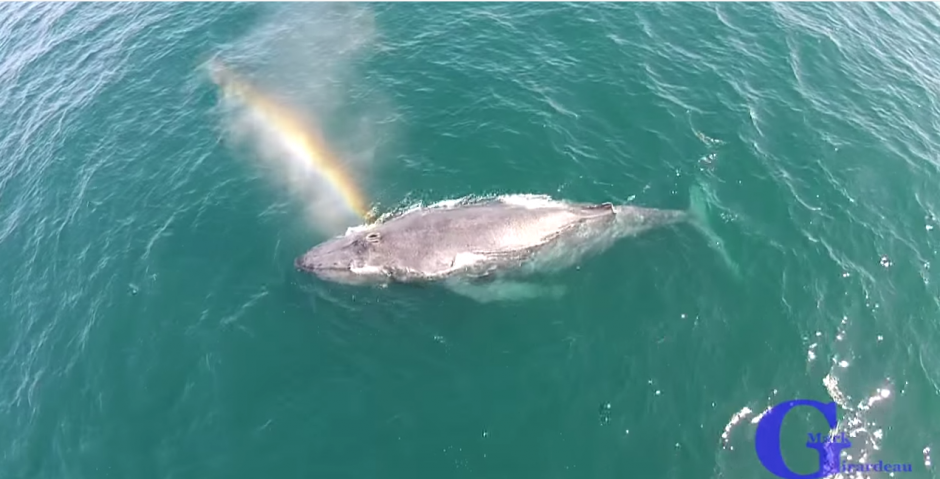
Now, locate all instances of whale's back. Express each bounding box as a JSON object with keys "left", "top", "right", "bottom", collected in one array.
[{"left": 367, "top": 200, "right": 614, "bottom": 279}]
